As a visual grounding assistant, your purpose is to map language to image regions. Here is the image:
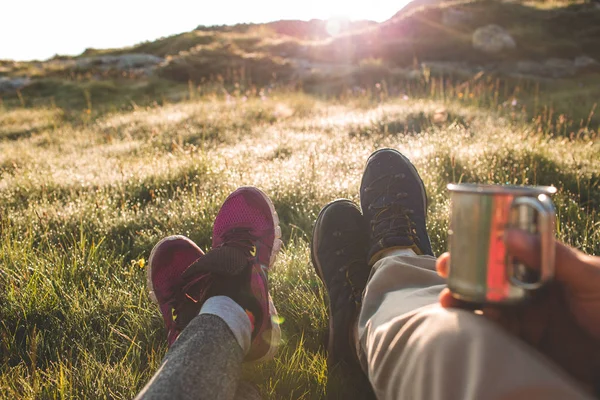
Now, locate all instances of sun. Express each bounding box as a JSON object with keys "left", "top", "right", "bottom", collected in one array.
[
  {"left": 320, "top": 0, "right": 411, "bottom": 36},
  {"left": 325, "top": 18, "right": 344, "bottom": 36}
]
